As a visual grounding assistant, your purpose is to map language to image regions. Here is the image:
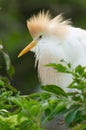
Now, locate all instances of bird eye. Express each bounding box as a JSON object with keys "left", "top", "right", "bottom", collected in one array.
[{"left": 39, "top": 35, "right": 42, "bottom": 39}]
